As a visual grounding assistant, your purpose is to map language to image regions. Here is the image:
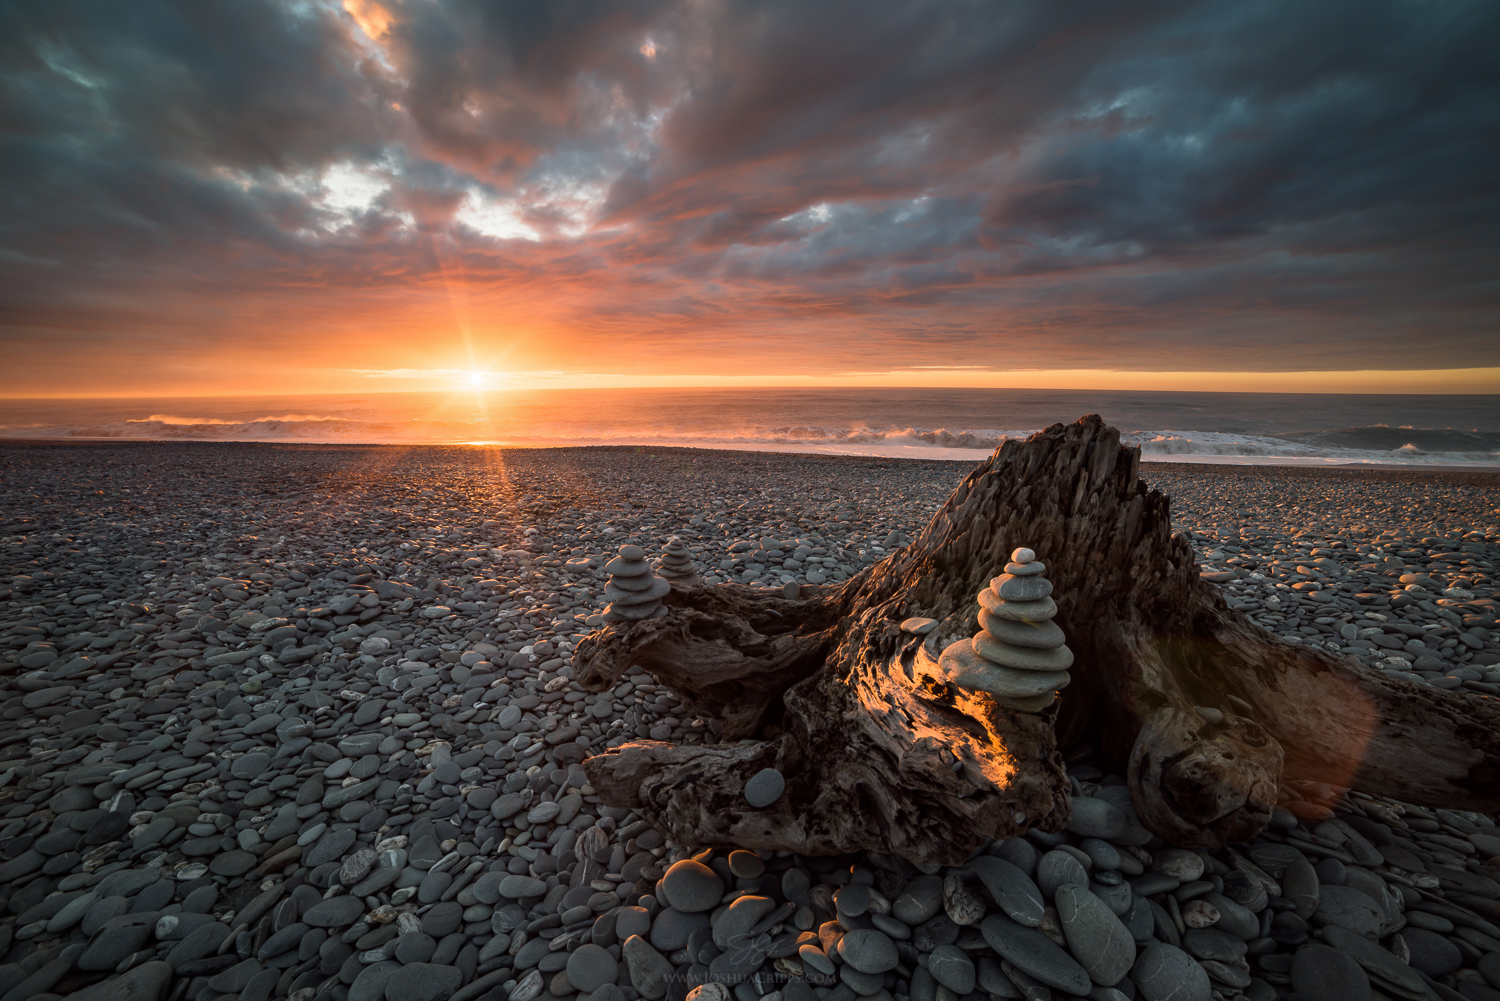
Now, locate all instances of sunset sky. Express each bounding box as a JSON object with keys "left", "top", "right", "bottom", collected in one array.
[{"left": 2, "top": 0, "right": 1498, "bottom": 397}]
